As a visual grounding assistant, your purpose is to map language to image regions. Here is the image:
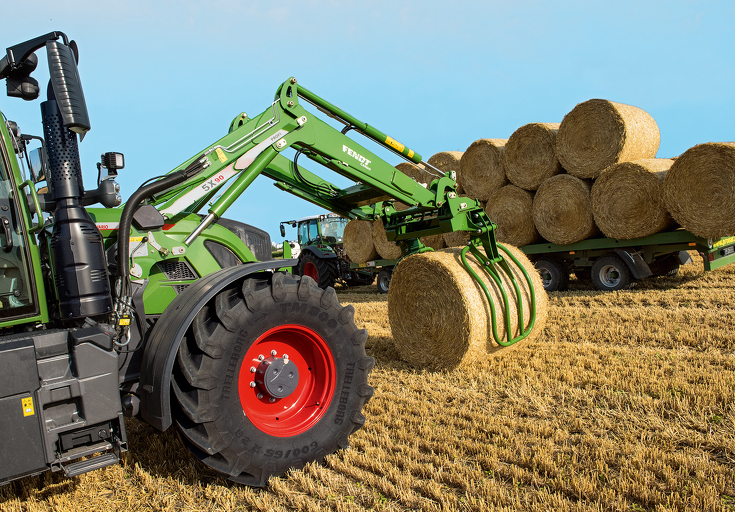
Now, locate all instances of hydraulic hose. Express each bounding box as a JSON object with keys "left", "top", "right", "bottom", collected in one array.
[{"left": 116, "top": 158, "right": 206, "bottom": 281}]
